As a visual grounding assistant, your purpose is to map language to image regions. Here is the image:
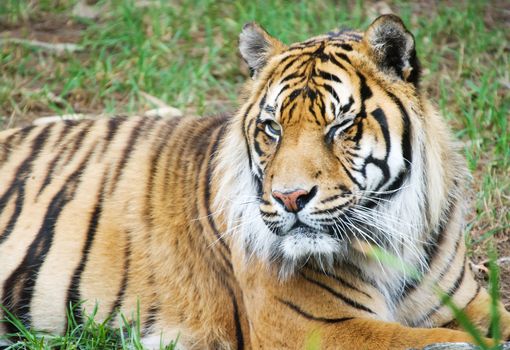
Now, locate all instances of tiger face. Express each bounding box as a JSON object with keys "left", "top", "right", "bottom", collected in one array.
[{"left": 223, "top": 16, "right": 424, "bottom": 274}]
